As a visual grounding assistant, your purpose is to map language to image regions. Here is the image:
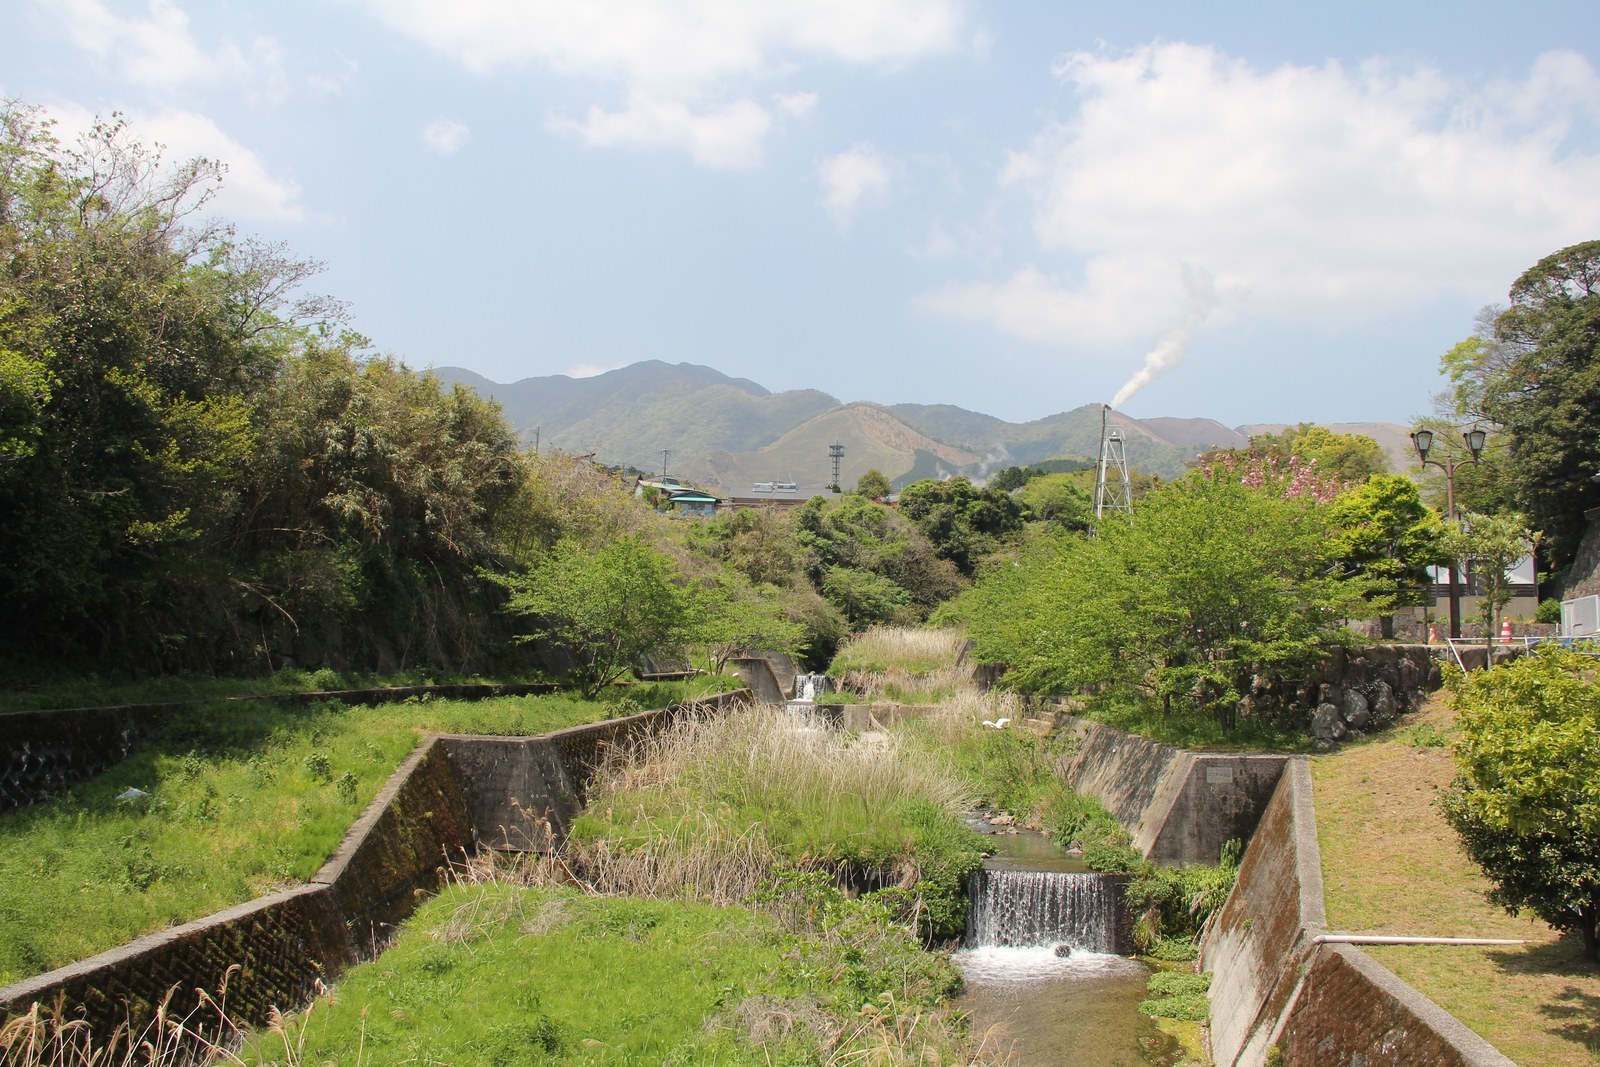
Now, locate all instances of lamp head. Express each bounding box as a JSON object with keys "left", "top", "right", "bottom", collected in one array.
[
  {"left": 1410, "top": 429, "right": 1434, "bottom": 463},
  {"left": 1464, "top": 426, "right": 1487, "bottom": 460}
]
